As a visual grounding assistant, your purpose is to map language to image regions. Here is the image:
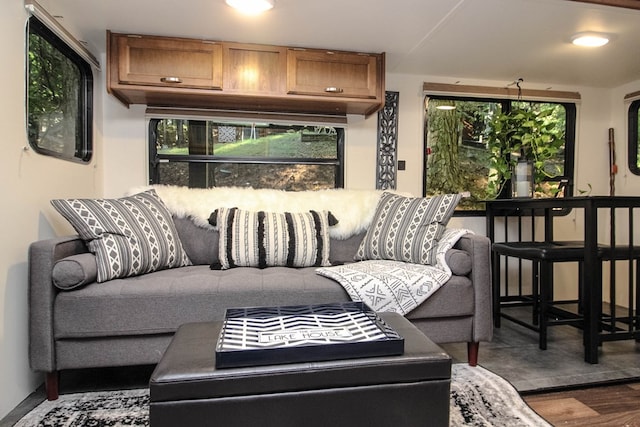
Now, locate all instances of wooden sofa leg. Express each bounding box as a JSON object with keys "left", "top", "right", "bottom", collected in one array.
[
  {"left": 467, "top": 342, "right": 479, "bottom": 367},
  {"left": 45, "top": 371, "right": 59, "bottom": 401}
]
